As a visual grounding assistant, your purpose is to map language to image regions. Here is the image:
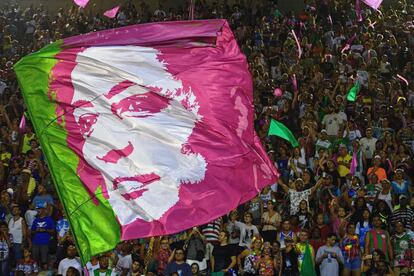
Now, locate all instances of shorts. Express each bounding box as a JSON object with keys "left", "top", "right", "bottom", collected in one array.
[{"left": 343, "top": 258, "right": 361, "bottom": 271}]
